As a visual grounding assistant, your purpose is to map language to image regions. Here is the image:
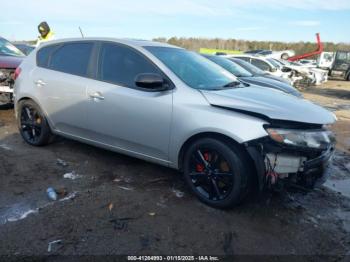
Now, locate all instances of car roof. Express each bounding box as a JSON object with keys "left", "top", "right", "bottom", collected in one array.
[{"left": 38, "top": 37, "right": 181, "bottom": 49}]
